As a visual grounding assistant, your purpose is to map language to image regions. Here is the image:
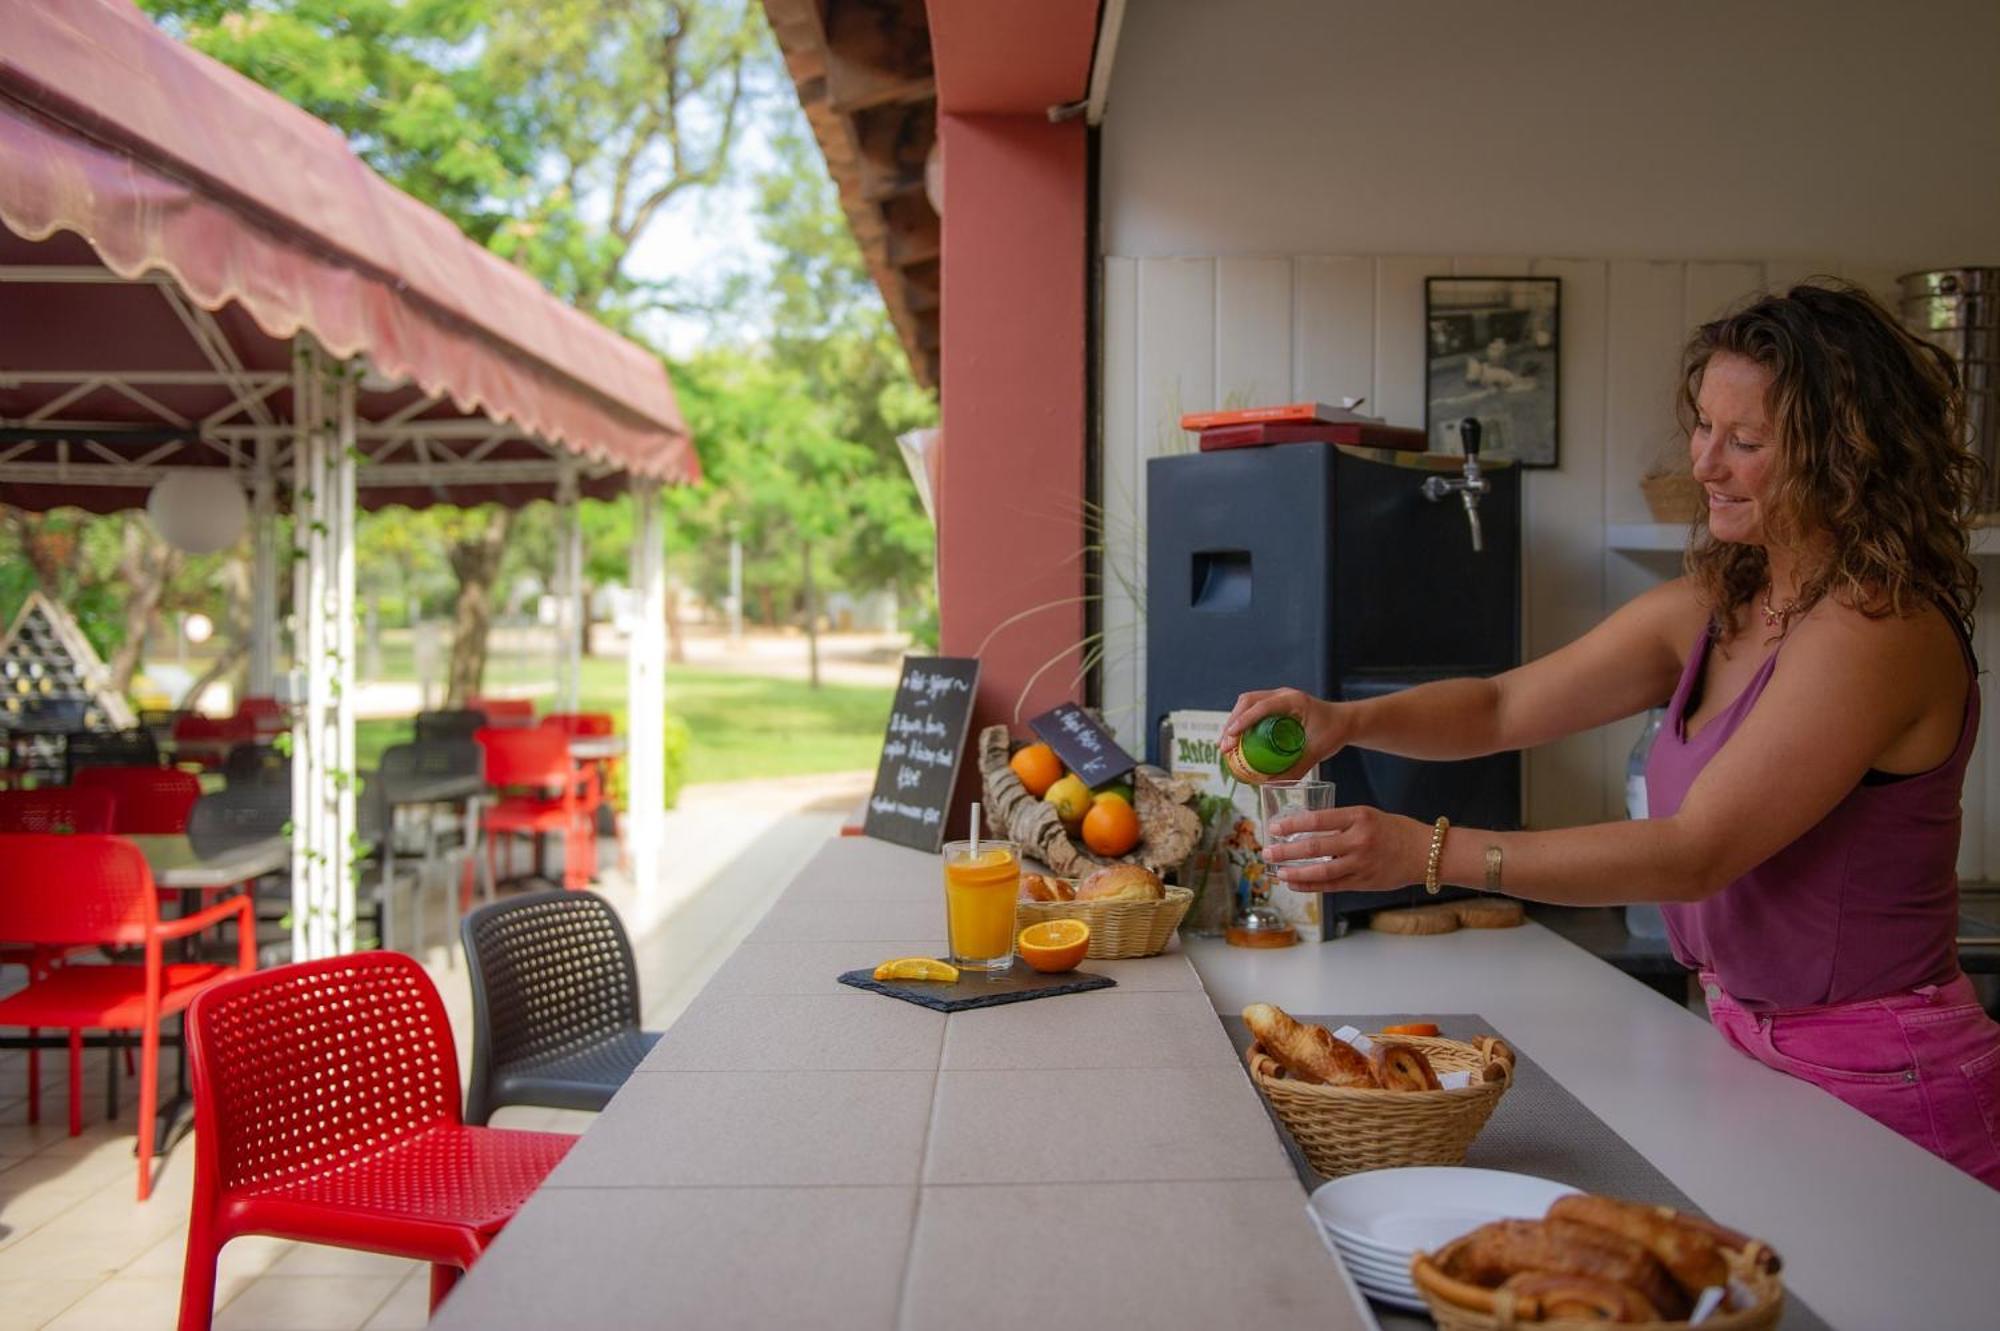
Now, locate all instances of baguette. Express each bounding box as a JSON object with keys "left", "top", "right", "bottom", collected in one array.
[
  {"left": 1547, "top": 1195, "right": 1728, "bottom": 1297},
  {"left": 1243, "top": 1004, "right": 1377, "bottom": 1087},
  {"left": 1497, "top": 1271, "right": 1658, "bottom": 1323},
  {"left": 1444, "top": 1219, "right": 1688, "bottom": 1320}
]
